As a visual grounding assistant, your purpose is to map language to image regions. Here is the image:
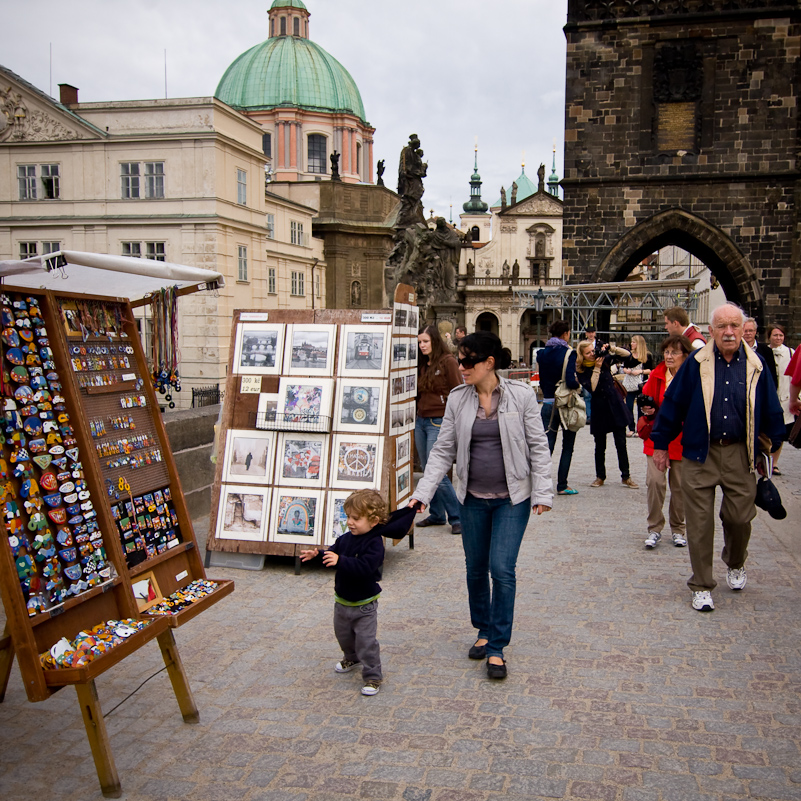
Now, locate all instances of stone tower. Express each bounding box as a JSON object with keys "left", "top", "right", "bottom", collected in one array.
[{"left": 561, "top": 0, "right": 800, "bottom": 334}]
